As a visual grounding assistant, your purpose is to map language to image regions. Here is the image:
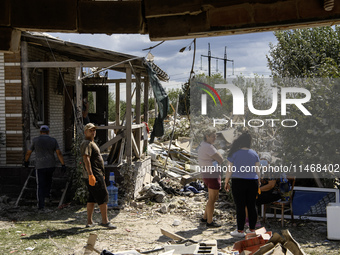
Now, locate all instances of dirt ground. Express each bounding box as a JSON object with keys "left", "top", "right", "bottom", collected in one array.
[{"left": 0, "top": 192, "right": 339, "bottom": 255}]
